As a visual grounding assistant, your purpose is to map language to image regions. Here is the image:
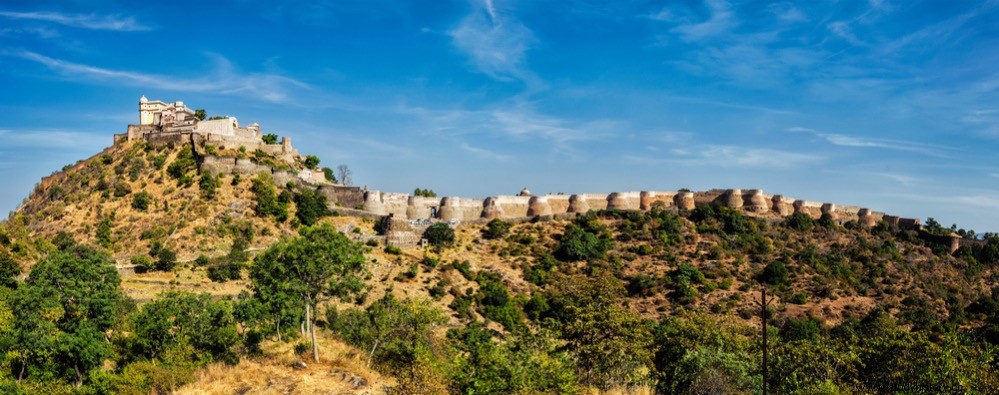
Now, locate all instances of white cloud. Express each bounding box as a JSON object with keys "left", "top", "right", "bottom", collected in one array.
[
  {"left": 460, "top": 143, "right": 509, "bottom": 161},
  {"left": 871, "top": 172, "right": 918, "bottom": 186},
  {"left": 787, "top": 127, "right": 955, "bottom": 156},
  {"left": 670, "top": 0, "right": 736, "bottom": 42},
  {"left": 9, "top": 51, "right": 307, "bottom": 103},
  {"left": 627, "top": 145, "right": 820, "bottom": 168},
  {"left": 769, "top": 3, "right": 807, "bottom": 23},
  {"left": 955, "top": 195, "right": 999, "bottom": 209},
  {"left": 448, "top": 0, "right": 542, "bottom": 89},
  {"left": 0, "top": 10, "right": 150, "bottom": 31},
  {"left": 0, "top": 129, "right": 106, "bottom": 149}
]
